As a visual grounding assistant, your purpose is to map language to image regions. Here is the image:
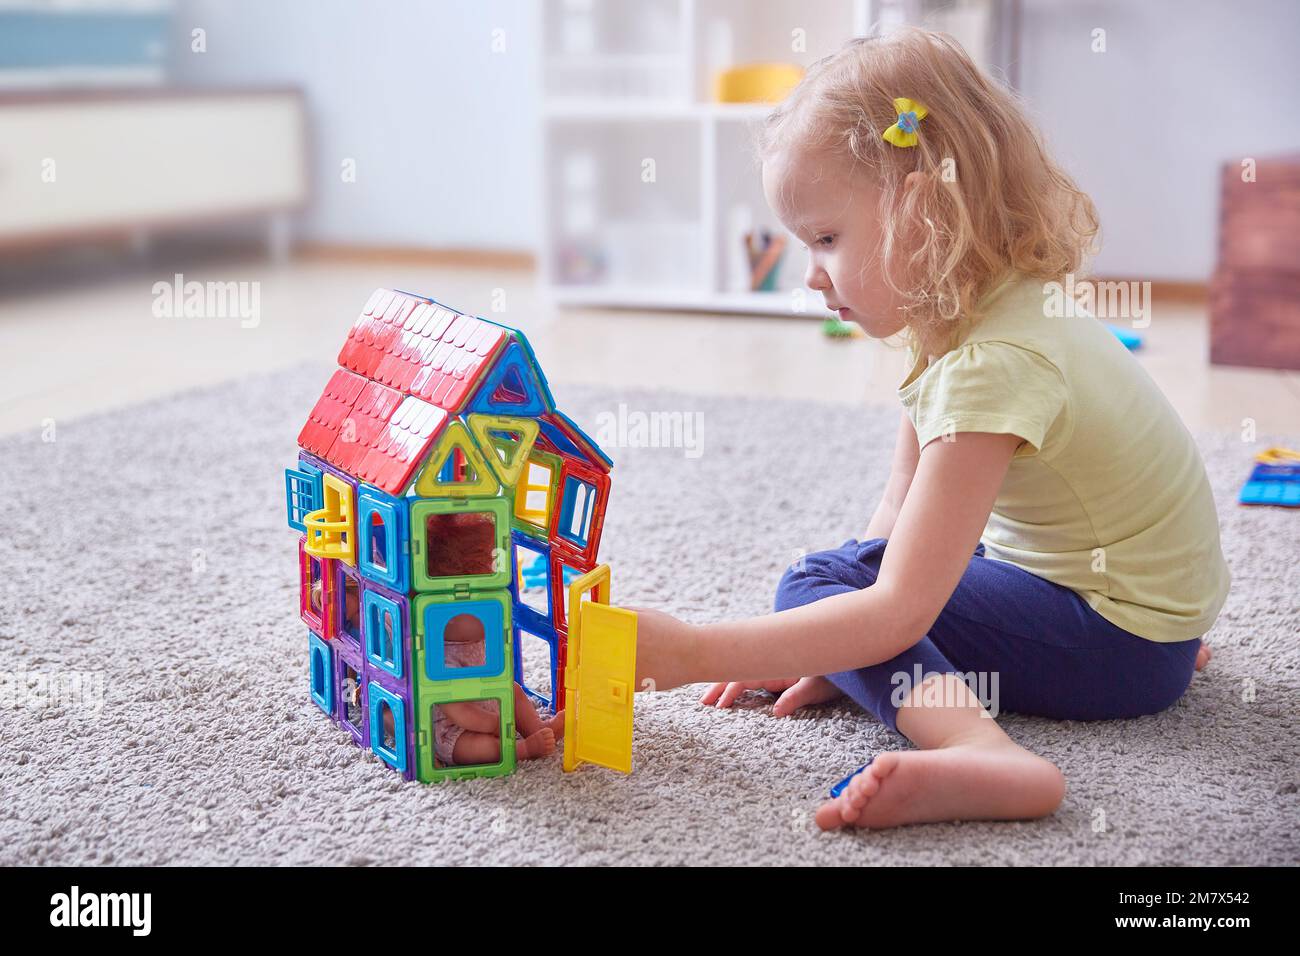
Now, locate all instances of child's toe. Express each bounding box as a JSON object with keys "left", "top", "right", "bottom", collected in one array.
[
  {"left": 816, "top": 798, "right": 847, "bottom": 830},
  {"left": 869, "top": 752, "right": 900, "bottom": 781},
  {"left": 850, "top": 770, "right": 881, "bottom": 803}
]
